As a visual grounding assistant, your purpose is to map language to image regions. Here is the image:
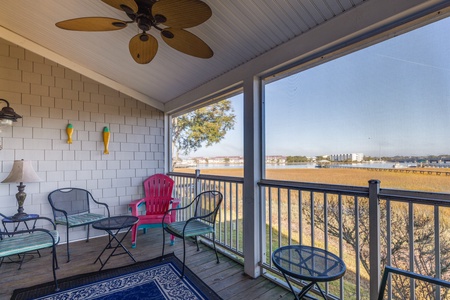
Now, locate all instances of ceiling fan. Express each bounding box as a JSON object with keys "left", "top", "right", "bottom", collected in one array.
[{"left": 56, "top": 0, "right": 213, "bottom": 64}]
